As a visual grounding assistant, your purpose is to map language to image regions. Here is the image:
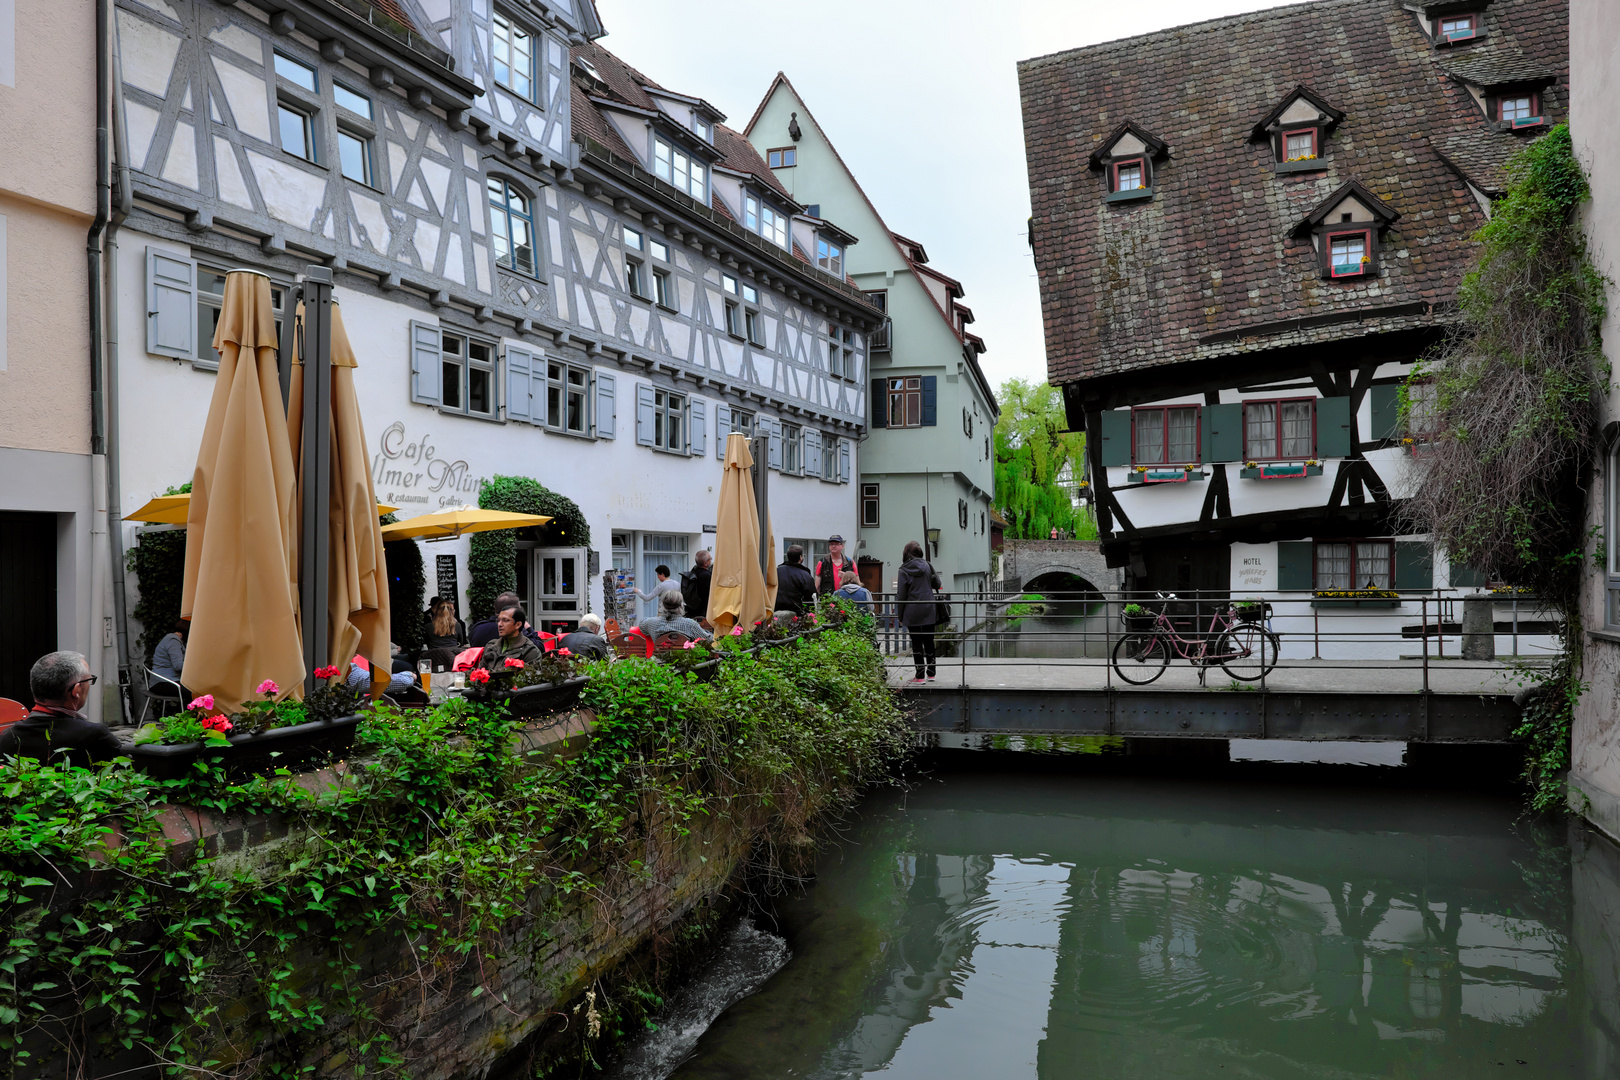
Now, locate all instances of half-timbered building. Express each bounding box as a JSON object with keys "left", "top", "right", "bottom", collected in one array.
[
  {"left": 1020, "top": 0, "right": 1566, "bottom": 651},
  {"left": 110, "top": 0, "right": 881, "bottom": 644}
]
